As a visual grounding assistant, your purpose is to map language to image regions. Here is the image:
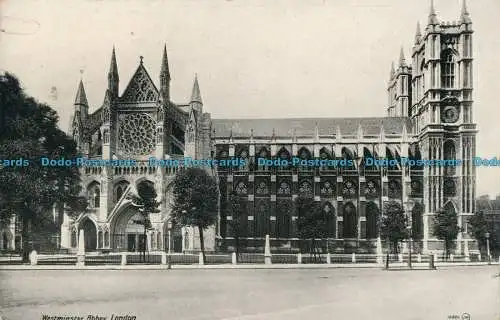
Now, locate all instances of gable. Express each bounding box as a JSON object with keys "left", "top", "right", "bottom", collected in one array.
[{"left": 121, "top": 64, "right": 159, "bottom": 103}]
